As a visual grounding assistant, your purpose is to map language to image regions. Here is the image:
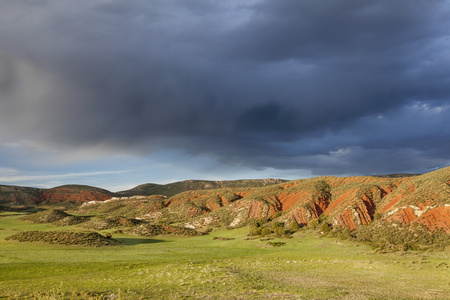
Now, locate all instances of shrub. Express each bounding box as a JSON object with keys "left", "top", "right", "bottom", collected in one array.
[
  {"left": 249, "top": 227, "right": 262, "bottom": 236},
  {"left": 289, "top": 221, "right": 300, "bottom": 232},
  {"left": 320, "top": 222, "right": 331, "bottom": 234},
  {"left": 274, "top": 227, "right": 286, "bottom": 236},
  {"left": 372, "top": 212, "right": 383, "bottom": 221},
  {"left": 261, "top": 228, "right": 272, "bottom": 236},
  {"left": 334, "top": 227, "right": 354, "bottom": 240},
  {"left": 272, "top": 221, "right": 283, "bottom": 230},
  {"left": 267, "top": 241, "right": 286, "bottom": 247},
  {"left": 272, "top": 211, "right": 283, "bottom": 219},
  {"left": 307, "top": 218, "right": 319, "bottom": 229},
  {"left": 255, "top": 218, "right": 267, "bottom": 227}
]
